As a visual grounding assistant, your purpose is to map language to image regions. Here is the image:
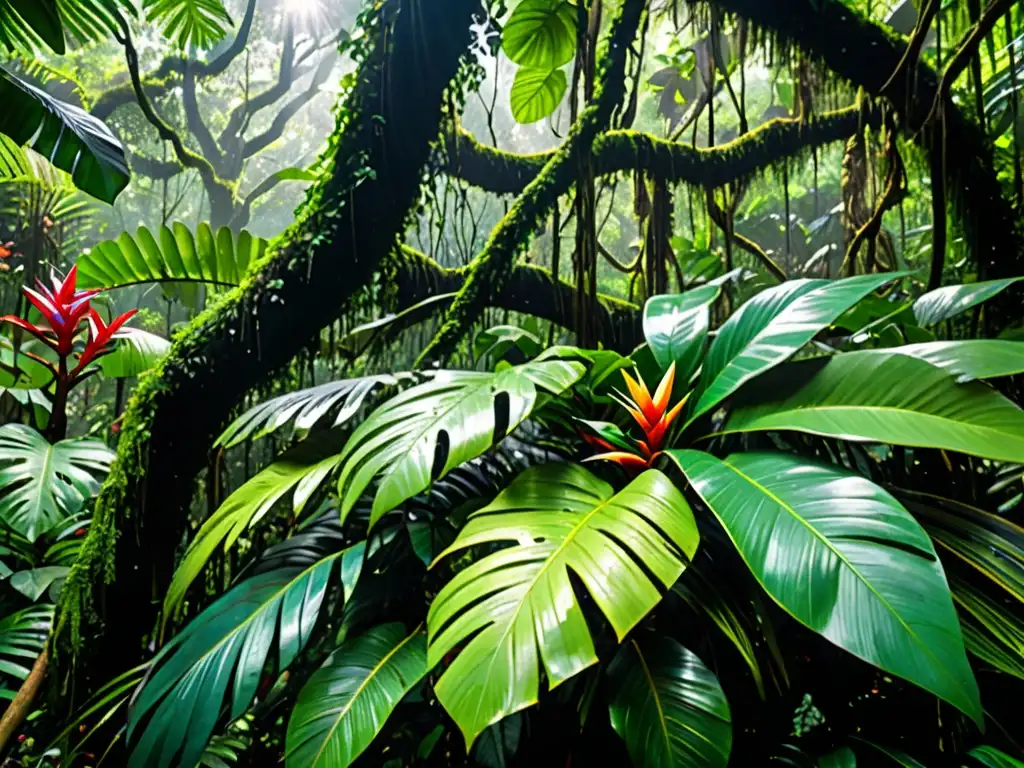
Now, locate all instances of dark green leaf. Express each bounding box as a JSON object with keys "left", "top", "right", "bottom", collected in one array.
[
  {"left": 666, "top": 450, "right": 982, "bottom": 725},
  {"left": 285, "top": 623, "right": 427, "bottom": 768},
  {"left": 913, "top": 278, "right": 1023, "bottom": 326},
  {"left": 888, "top": 340, "right": 1024, "bottom": 382},
  {"left": 722, "top": 351, "right": 1024, "bottom": 463},
  {"left": 607, "top": 634, "right": 732, "bottom": 768},
  {"left": 643, "top": 285, "right": 720, "bottom": 383},
  {"left": 0, "top": 68, "right": 128, "bottom": 202}
]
